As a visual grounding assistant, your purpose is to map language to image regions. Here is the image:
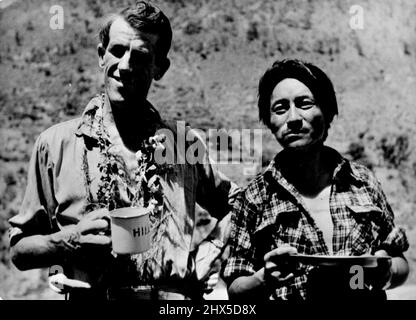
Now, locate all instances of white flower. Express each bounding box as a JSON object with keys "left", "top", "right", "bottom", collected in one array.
[{"left": 135, "top": 150, "right": 143, "bottom": 159}]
